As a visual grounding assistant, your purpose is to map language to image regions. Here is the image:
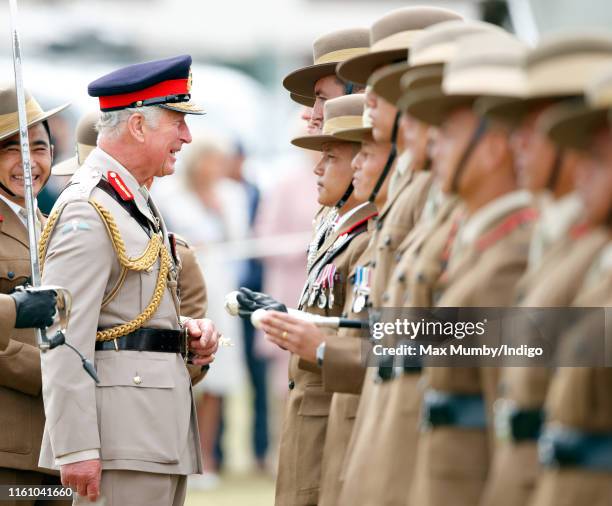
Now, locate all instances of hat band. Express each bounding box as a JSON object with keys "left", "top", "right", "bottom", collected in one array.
[
  {"left": 315, "top": 47, "right": 370, "bottom": 65},
  {"left": 0, "top": 97, "right": 46, "bottom": 138},
  {"left": 371, "top": 30, "right": 421, "bottom": 53},
  {"left": 323, "top": 115, "right": 363, "bottom": 134},
  {"left": 98, "top": 78, "right": 189, "bottom": 111}
]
